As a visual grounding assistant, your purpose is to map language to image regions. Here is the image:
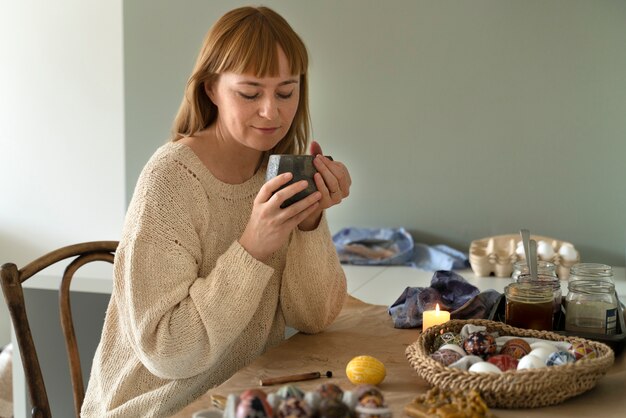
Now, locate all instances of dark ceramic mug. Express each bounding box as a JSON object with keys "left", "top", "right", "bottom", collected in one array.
[{"left": 265, "top": 154, "right": 332, "bottom": 208}]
